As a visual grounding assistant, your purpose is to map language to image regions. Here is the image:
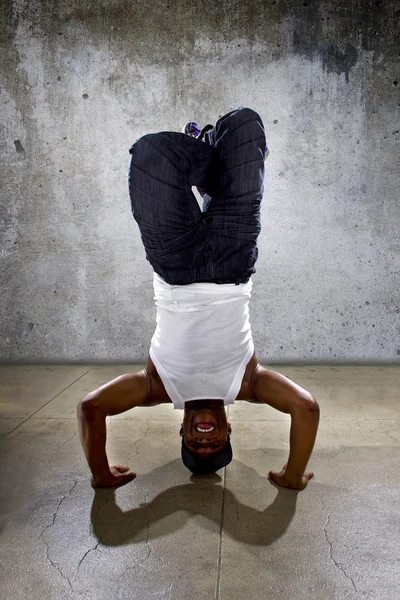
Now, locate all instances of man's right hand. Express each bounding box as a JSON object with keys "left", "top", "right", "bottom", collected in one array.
[{"left": 91, "top": 465, "right": 136, "bottom": 488}]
